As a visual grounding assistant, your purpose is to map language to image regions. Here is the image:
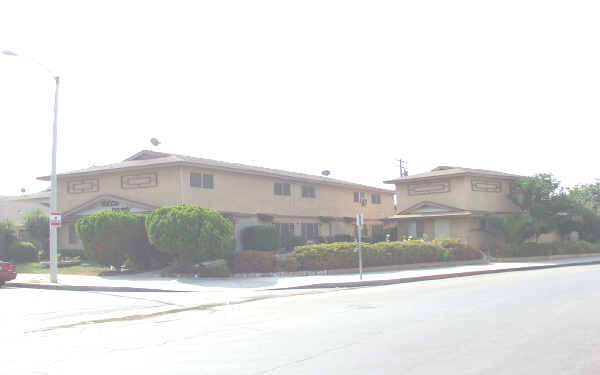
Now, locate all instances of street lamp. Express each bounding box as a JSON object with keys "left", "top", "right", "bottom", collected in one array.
[{"left": 2, "top": 49, "right": 60, "bottom": 283}]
